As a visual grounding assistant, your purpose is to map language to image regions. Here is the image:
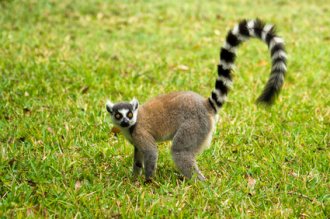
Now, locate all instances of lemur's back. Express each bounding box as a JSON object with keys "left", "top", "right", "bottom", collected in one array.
[{"left": 134, "top": 91, "right": 215, "bottom": 142}]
